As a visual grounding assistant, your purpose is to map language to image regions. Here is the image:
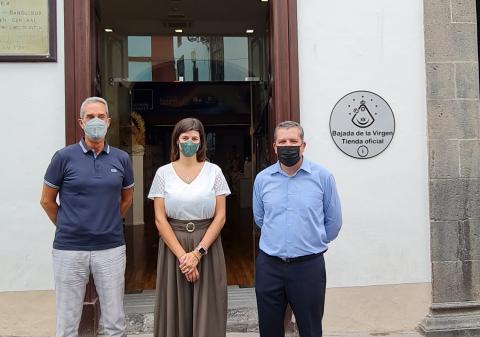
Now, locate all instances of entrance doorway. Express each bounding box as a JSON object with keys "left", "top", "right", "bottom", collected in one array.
[
  {"left": 95, "top": 0, "right": 273, "bottom": 290},
  {"left": 64, "top": 0, "right": 299, "bottom": 331}
]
